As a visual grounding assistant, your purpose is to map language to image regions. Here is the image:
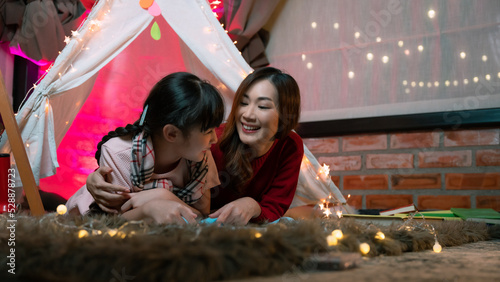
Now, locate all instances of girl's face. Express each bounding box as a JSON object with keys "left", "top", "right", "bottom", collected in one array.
[
  {"left": 179, "top": 126, "right": 218, "bottom": 162},
  {"left": 236, "top": 79, "right": 280, "bottom": 156}
]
